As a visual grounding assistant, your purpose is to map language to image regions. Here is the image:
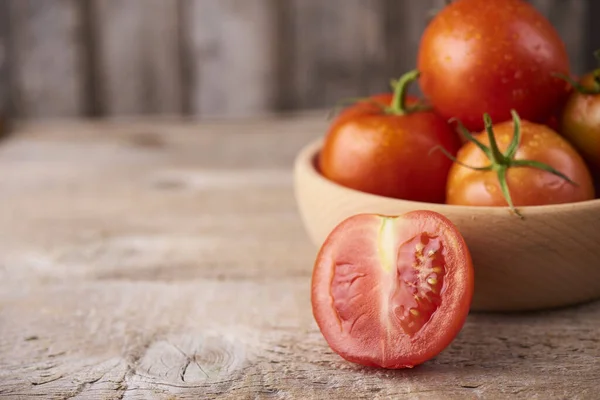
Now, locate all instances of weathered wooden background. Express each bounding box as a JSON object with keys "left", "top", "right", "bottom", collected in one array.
[{"left": 1, "top": 0, "right": 599, "bottom": 121}]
